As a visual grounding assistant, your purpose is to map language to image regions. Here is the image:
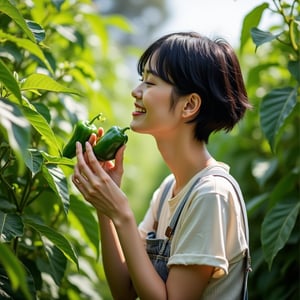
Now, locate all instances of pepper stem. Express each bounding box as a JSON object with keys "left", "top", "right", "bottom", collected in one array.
[
  {"left": 121, "top": 127, "right": 130, "bottom": 133},
  {"left": 88, "top": 113, "right": 104, "bottom": 125}
]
